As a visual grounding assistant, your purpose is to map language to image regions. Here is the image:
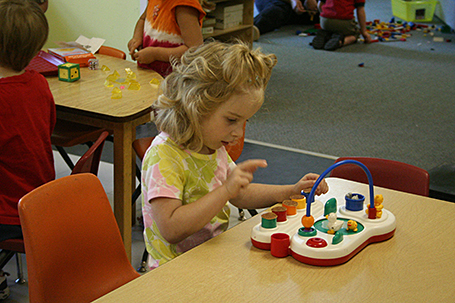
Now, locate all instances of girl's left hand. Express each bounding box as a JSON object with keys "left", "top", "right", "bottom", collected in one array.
[{"left": 295, "top": 173, "right": 329, "bottom": 196}]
